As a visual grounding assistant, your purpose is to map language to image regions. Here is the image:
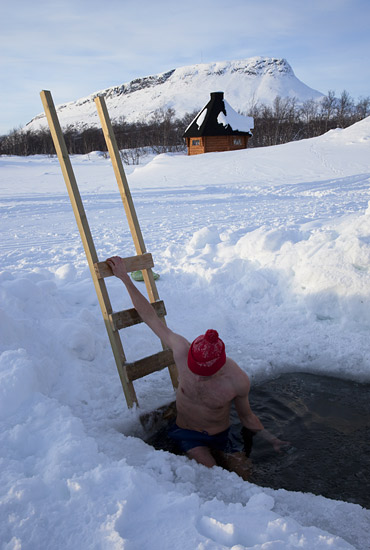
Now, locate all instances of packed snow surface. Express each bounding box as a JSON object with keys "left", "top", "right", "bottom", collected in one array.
[{"left": 1, "top": 116, "right": 370, "bottom": 549}]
